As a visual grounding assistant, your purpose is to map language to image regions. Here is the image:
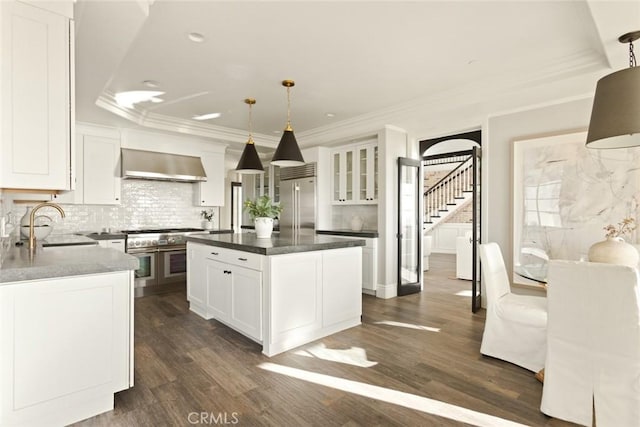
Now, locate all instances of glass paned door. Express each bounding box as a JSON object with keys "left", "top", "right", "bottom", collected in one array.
[
  {"left": 333, "top": 152, "right": 341, "bottom": 202},
  {"left": 471, "top": 146, "right": 482, "bottom": 312},
  {"left": 359, "top": 147, "right": 368, "bottom": 201},
  {"left": 397, "top": 157, "right": 422, "bottom": 296},
  {"left": 345, "top": 150, "right": 354, "bottom": 202}
]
